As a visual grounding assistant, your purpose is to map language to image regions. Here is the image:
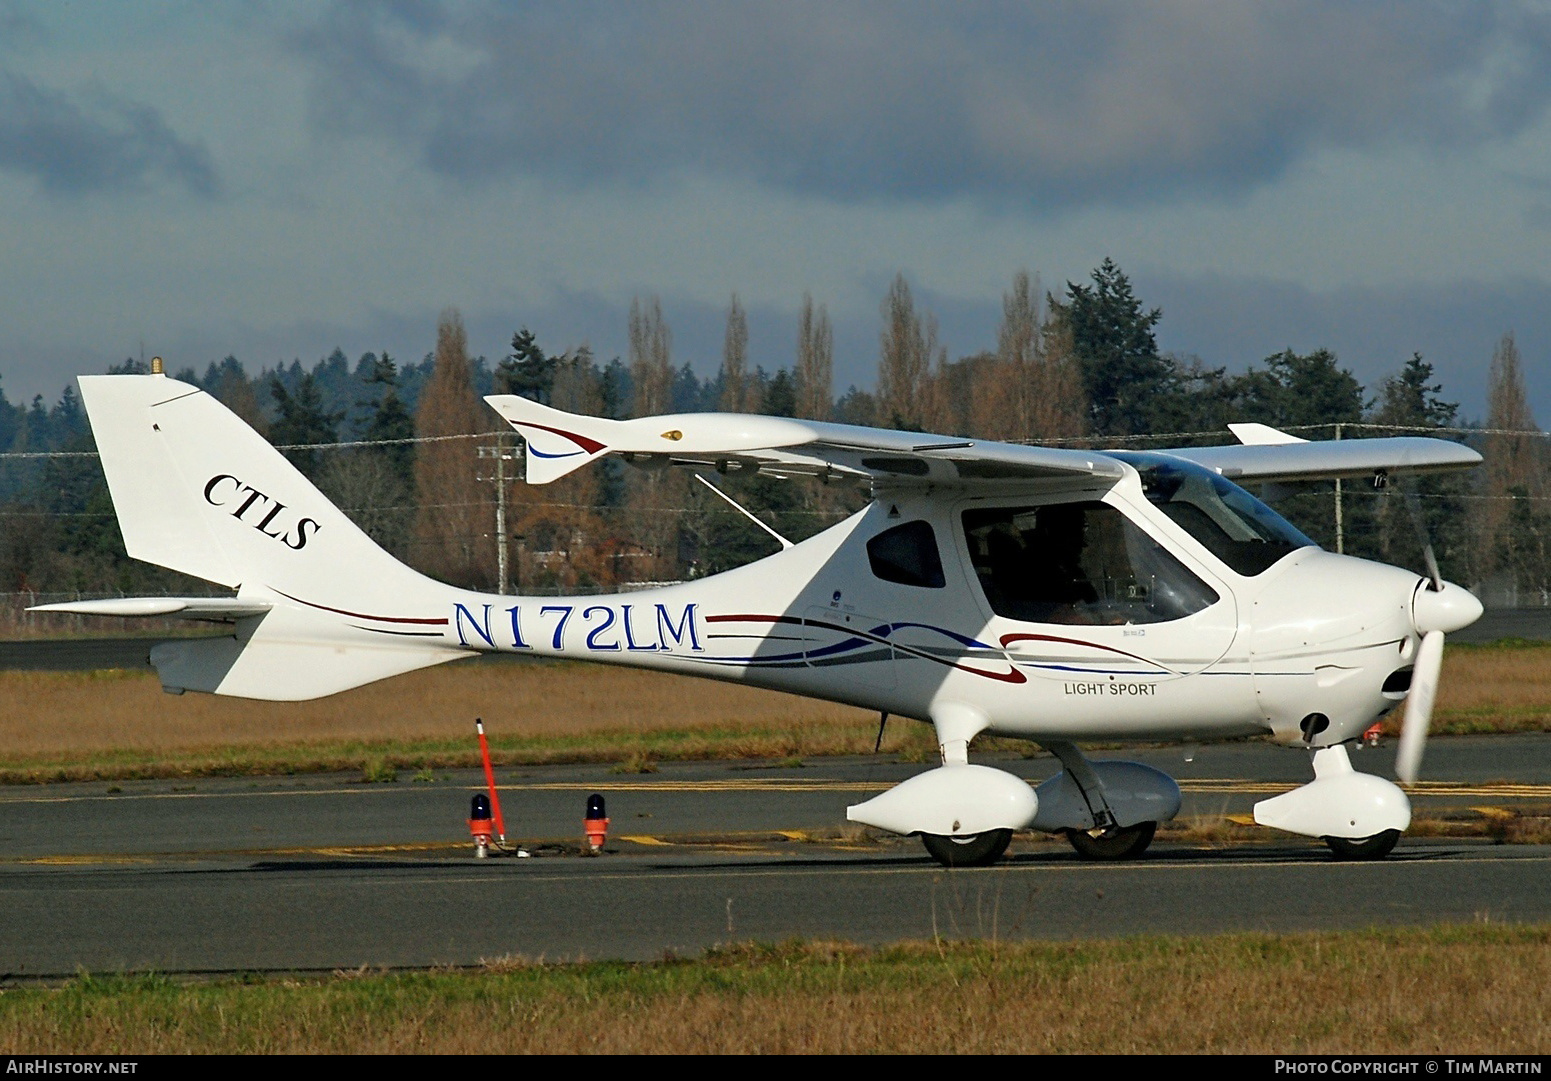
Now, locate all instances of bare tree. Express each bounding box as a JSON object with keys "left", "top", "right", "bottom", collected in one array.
[
  {"left": 795, "top": 293, "right": 832, "bottom": 422},
  {"left": 1481, "top": 332, "right": 1546, "bottom": 589},
  {"left": 211, "top": 366, "right": 268, "bottom": 437},
  {"left": 937, "top": 352, "right": 997, "bottom": 436},
  {"left": 877, "top": 274, "right": 940, "bottom": 431},
  {"left": 629, "top": 296, "right": 673, "bottom": 418},
  {"left": 511, "top": 346, "right": 613, "bottom": 591},
  {"left": 969, "top": 271, "right": 1085, "bottom": 442},
  {"left": 625, "top": 297, "right": 683, "bottom": 581},
  {"left": 317, "top": 449, "right": 410, "bottom": 557},
  {"left": 1029, "top": 297, "right": 1088, "bottom": 443},
  {"left": 1486, "top": 333, "right": 1540, "bottom": 493},
  {"left": 413, "top": 308, "right": 494, "bottom": 589},
  {"left": 719, "top": 294, "right": 756, "bottom": 413}
]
